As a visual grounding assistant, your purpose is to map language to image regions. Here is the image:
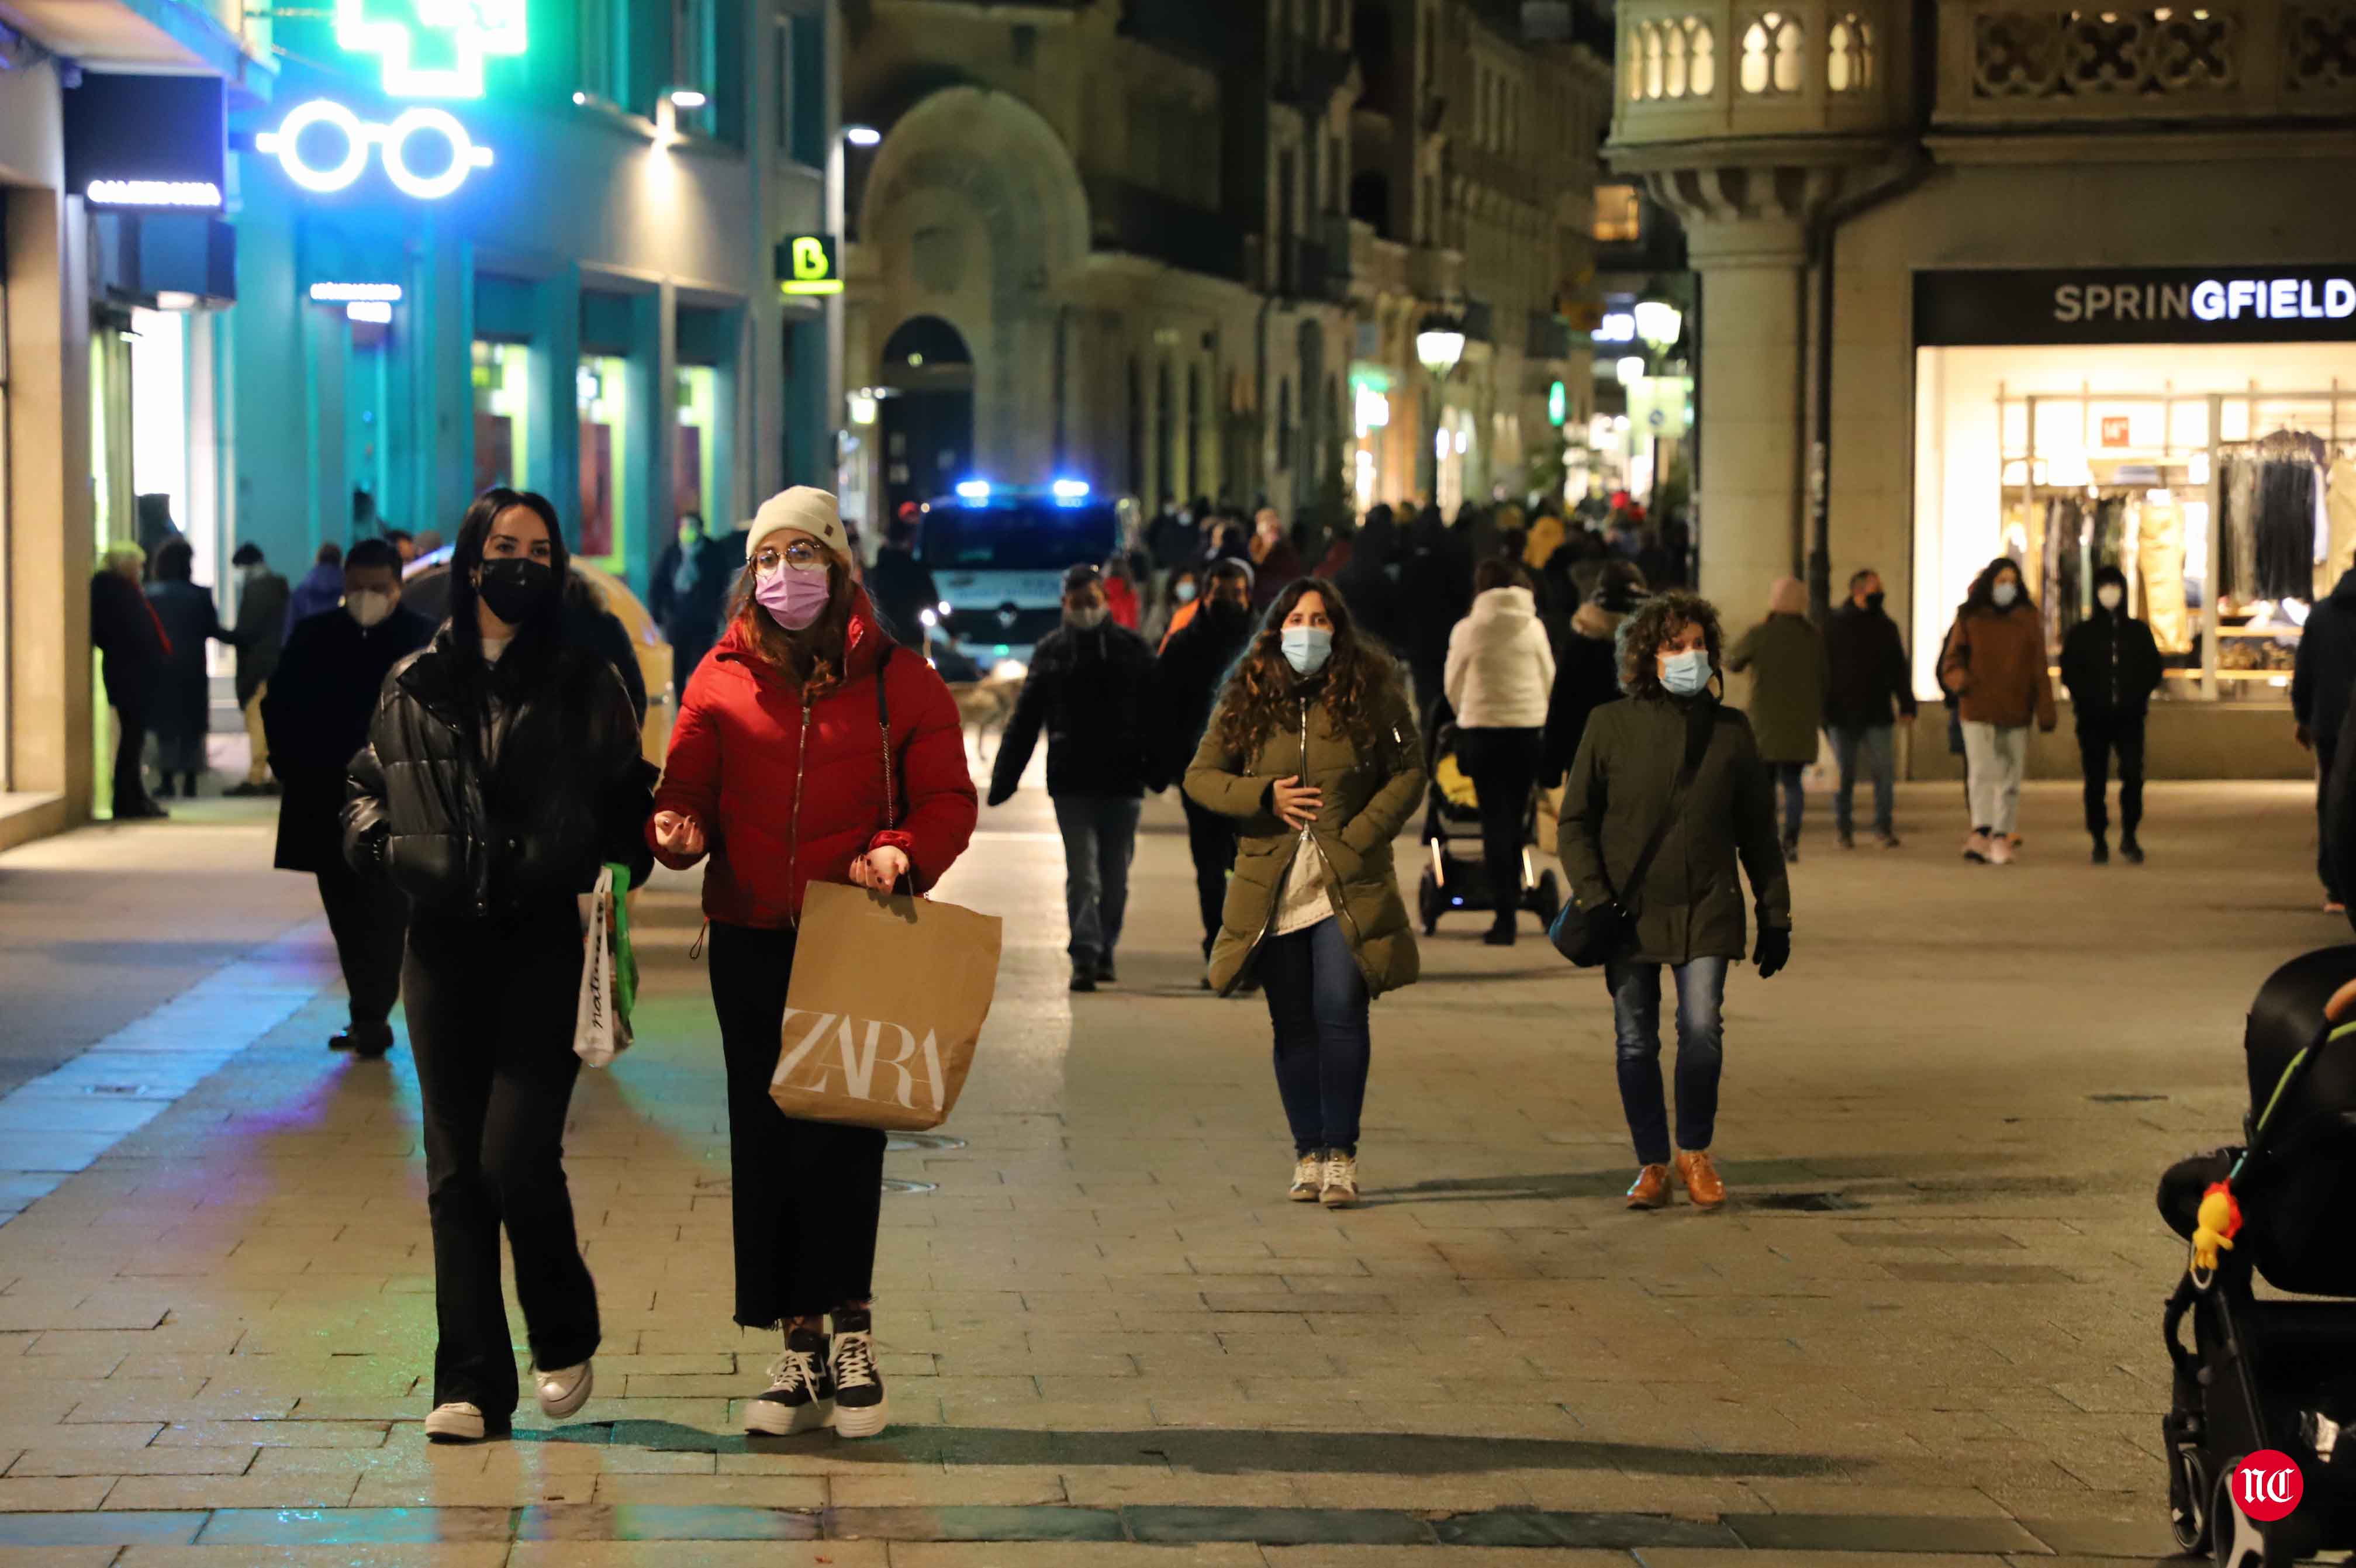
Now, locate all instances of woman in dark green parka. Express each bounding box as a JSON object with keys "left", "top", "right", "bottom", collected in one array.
[
  {"left": 1558, "top": 591, "right": 1793, "bottom": 1215},
  {"left": 1186, "top": 578, "right": 1424, "bottom": 1211}
]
